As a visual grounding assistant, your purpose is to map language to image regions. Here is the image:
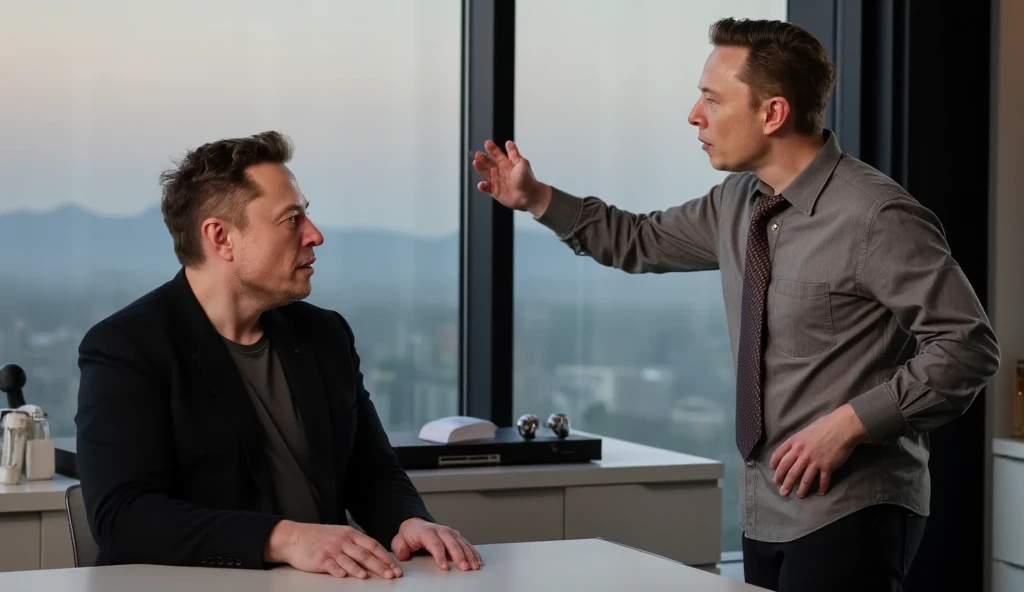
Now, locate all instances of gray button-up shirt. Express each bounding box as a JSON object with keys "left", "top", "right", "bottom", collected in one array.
[{"left": 535, "top": 130, "right": 1000, "bottom": 542}]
